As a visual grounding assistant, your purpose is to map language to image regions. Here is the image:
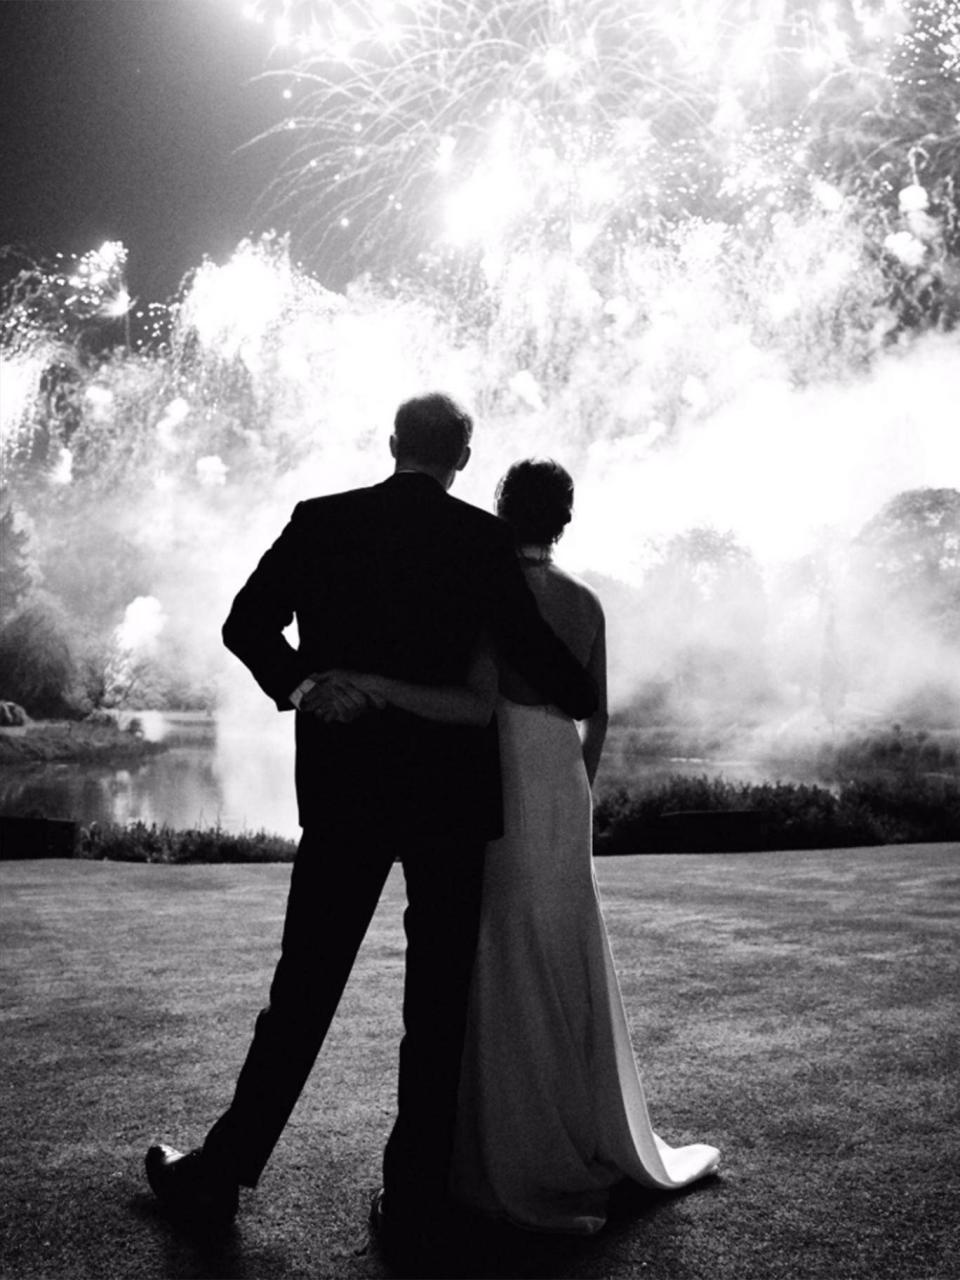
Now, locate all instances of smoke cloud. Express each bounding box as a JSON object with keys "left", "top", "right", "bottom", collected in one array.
[{"left": 3, "top": 226, "right": 959, "bottom": 789}]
